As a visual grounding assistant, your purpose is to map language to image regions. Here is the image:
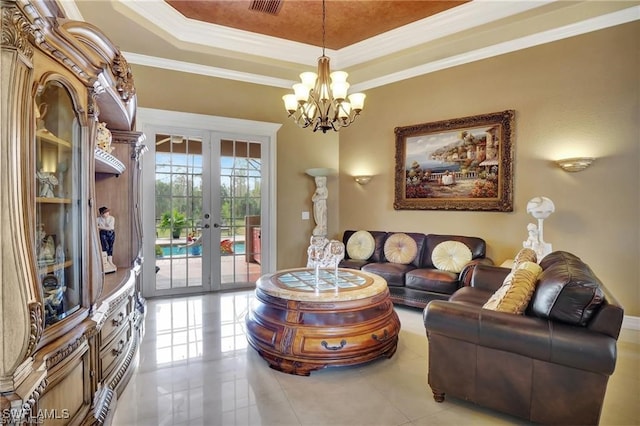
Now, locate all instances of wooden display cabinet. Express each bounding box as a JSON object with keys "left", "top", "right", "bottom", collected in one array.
[{"left": 1, "top": 1, "right": 145, "bottom": 424}]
